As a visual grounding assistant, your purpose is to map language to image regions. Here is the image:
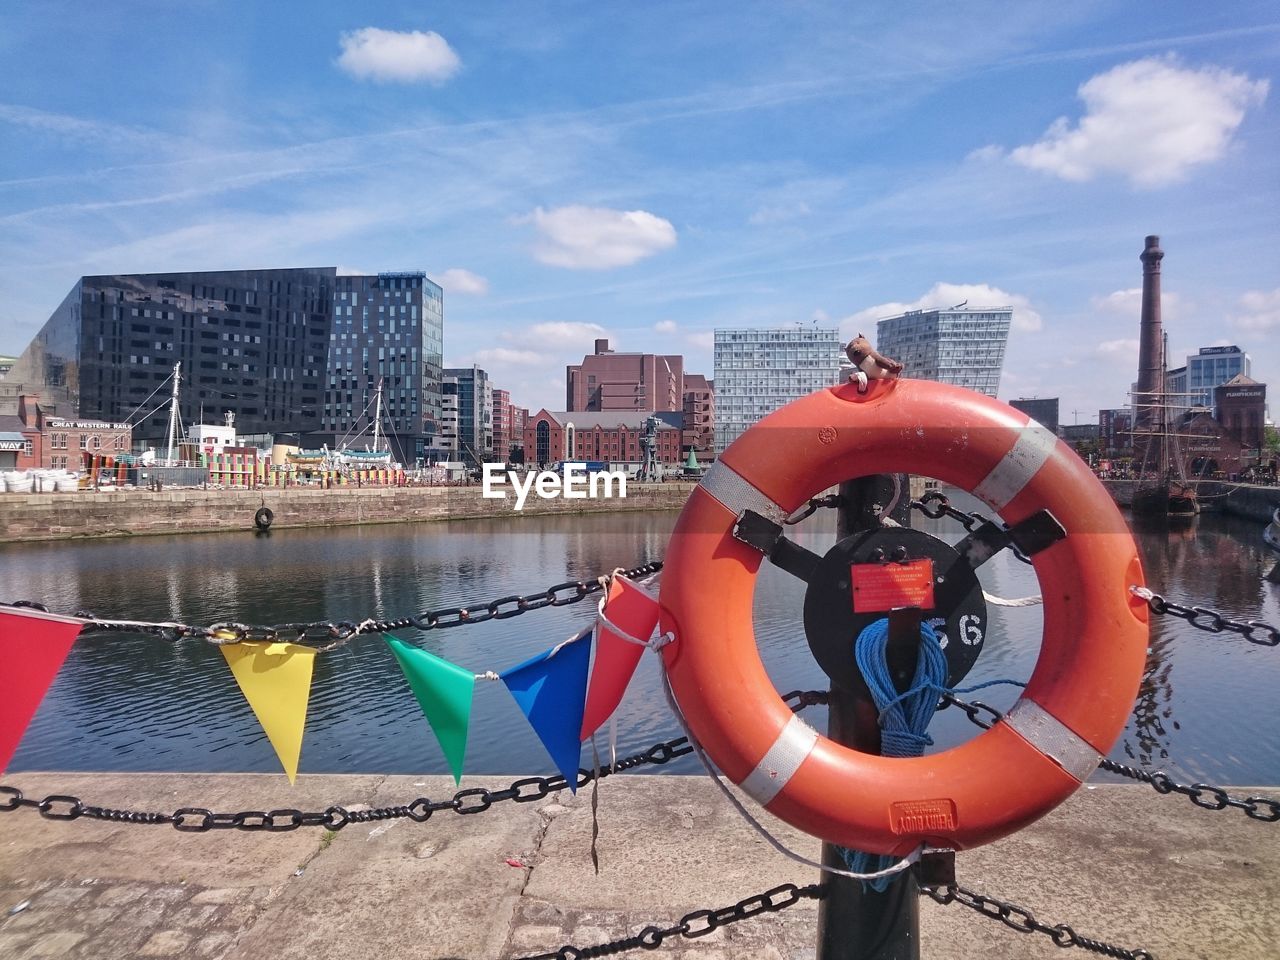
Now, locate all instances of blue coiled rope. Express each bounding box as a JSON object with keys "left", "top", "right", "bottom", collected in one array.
[{"left": 838, "top": 617, "right": 1024, "bottom": 890}]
